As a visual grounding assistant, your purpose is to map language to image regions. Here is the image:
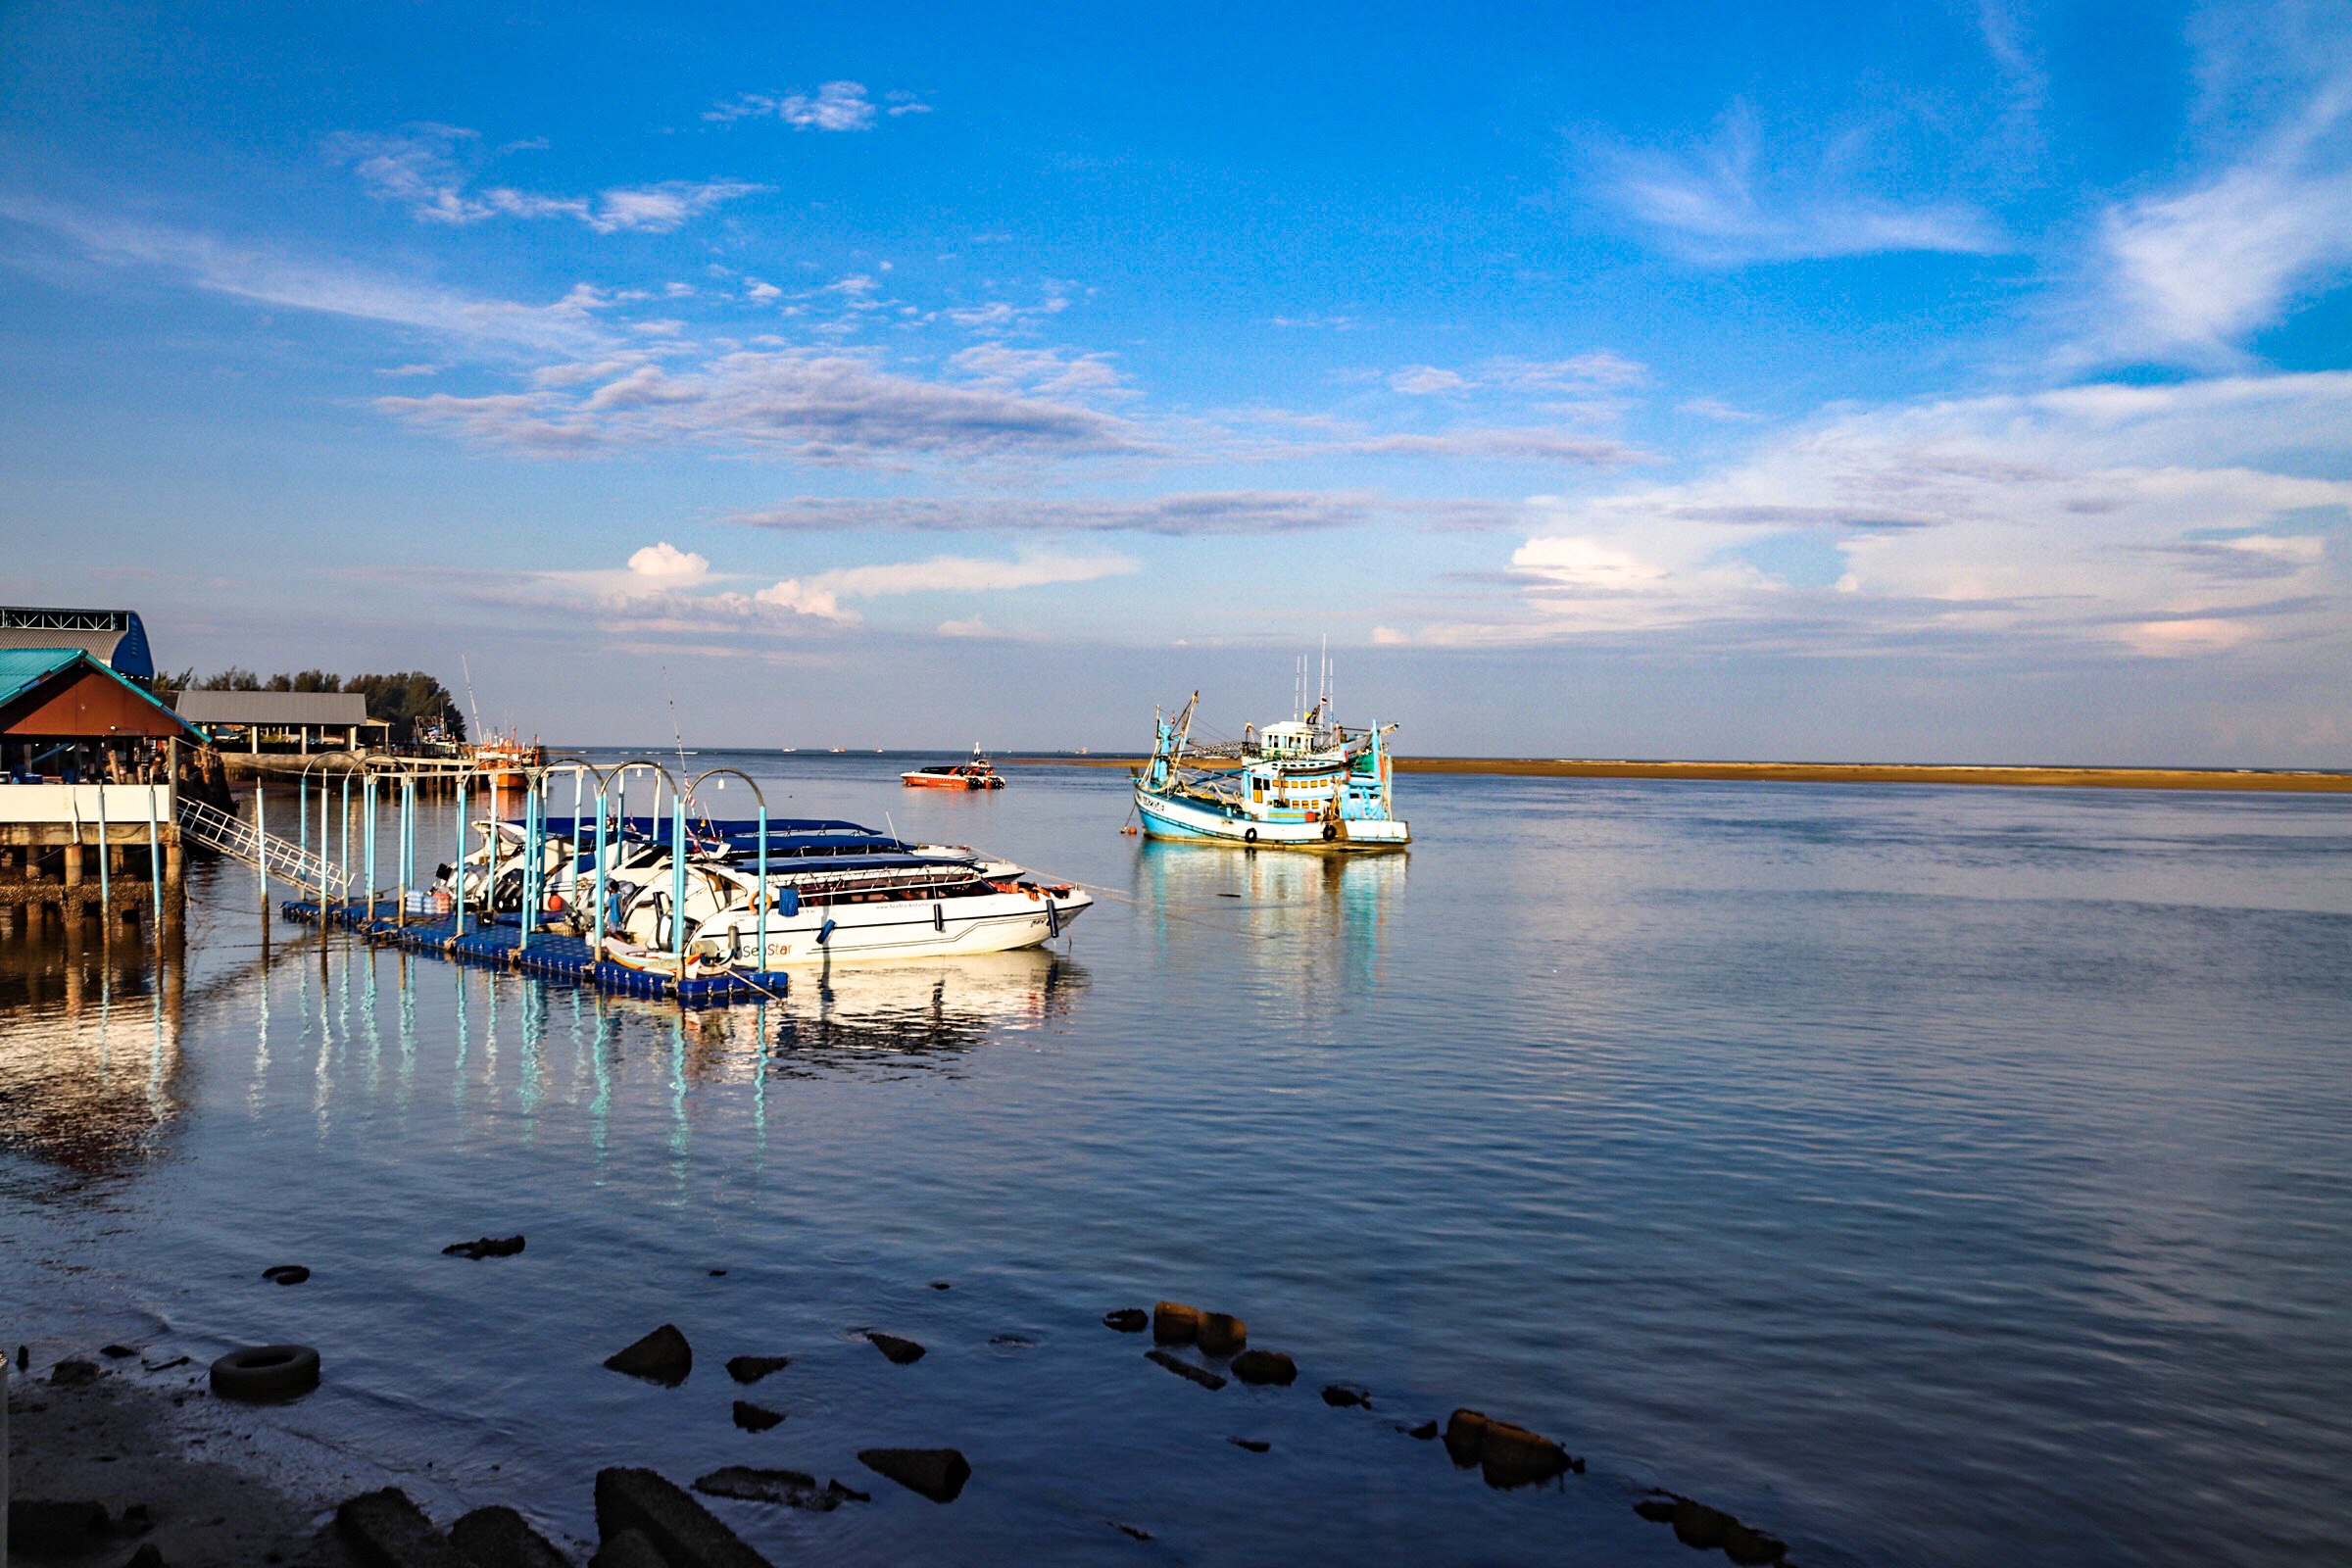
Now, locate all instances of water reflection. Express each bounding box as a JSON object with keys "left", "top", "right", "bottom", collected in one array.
[
  {"left": 768, "top": 948, "right": 1089, "bottom": 1073},
  {"left": 1132, "top": 840, "right": 1405, "bottom": 1004},
  {"left": 0, "top": 928, "right": 183, "bottom": 1184}
]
